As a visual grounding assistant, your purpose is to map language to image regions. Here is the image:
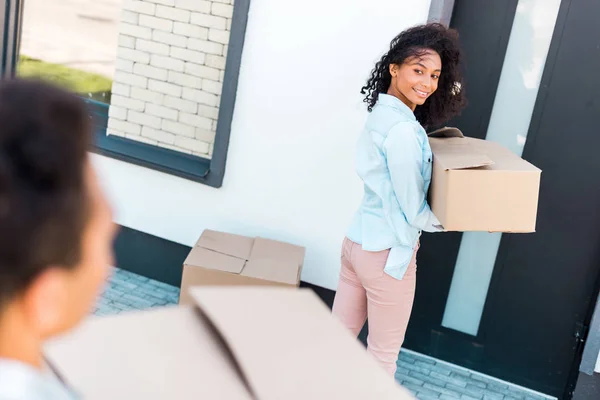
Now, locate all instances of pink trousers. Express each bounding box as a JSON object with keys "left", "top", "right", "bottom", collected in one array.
[{"left": 332, "top": 237, "right": 418, "bottom": 376}]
